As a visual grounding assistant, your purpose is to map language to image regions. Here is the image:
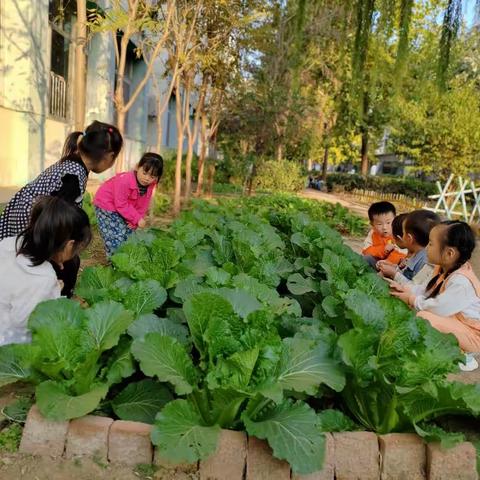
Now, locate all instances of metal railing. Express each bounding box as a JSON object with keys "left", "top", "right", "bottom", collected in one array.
[{"left": 49, "top": 71, "right": 67, "bottom": 118}]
